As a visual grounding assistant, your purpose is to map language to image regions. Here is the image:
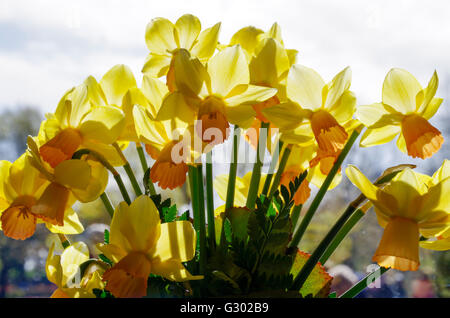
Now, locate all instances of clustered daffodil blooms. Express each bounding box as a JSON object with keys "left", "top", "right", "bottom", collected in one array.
[
  {"left": 1, "top": 14, "right": 448, "bottom": 299},
  {"left": 357, "top": 69, "right": 444, "bottom": 159},
  {"left": 346, "top": 162, "right": 450, "bottom": 271},
  {"left": 97, "top": 195, "right": 202, "bottom": 298}
]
